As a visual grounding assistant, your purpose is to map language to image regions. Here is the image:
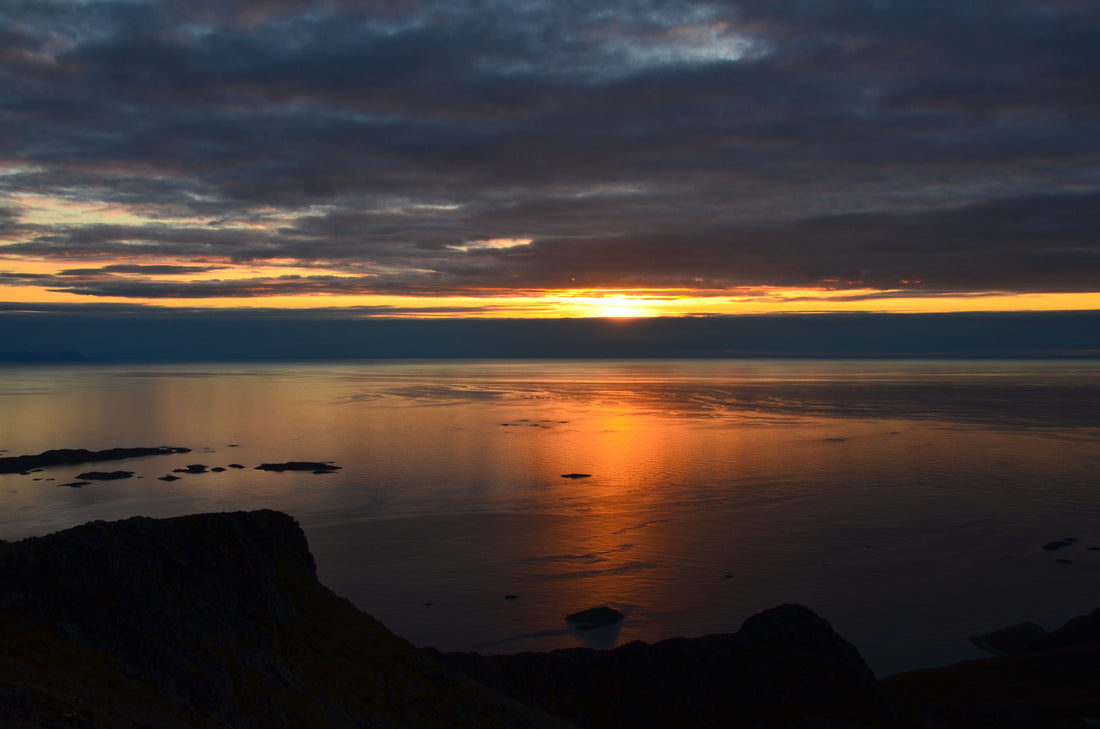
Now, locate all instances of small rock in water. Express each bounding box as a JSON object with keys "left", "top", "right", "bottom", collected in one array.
[
  {"left": 173, "top": 464, "right": 207, "bottom": 474},
  {"left": 256, "top": 462, "right": 341, "bottom": 473},
  {"left": 210, "top": 466, "right": 226, "bottom": 472},
  {"left": 565, "top": 606, "right": 624, "bottom": 629},
  {"left": 58, "top": 481, "right": 92, "bottom": 488},
  {"left": 158, "top": 475, "right": 181, "bottom": 481},
  {"left": 561, "top": 473, "right": 592, "bottom": 479},
  {"left": 76, "top": 471, "right": 133, "bottom": 480},
  {"left": 505, "top": 594, "right": 519, "bottom": 601},
  {"left": 228, "top": 464, "right": 245, "bottom": 469},
  {"left": 970, "top": 622, "right": 1047, "bottom": 656},
  {"left": 1043, "top": 540, "right": 1076, "bottom": 551}
]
